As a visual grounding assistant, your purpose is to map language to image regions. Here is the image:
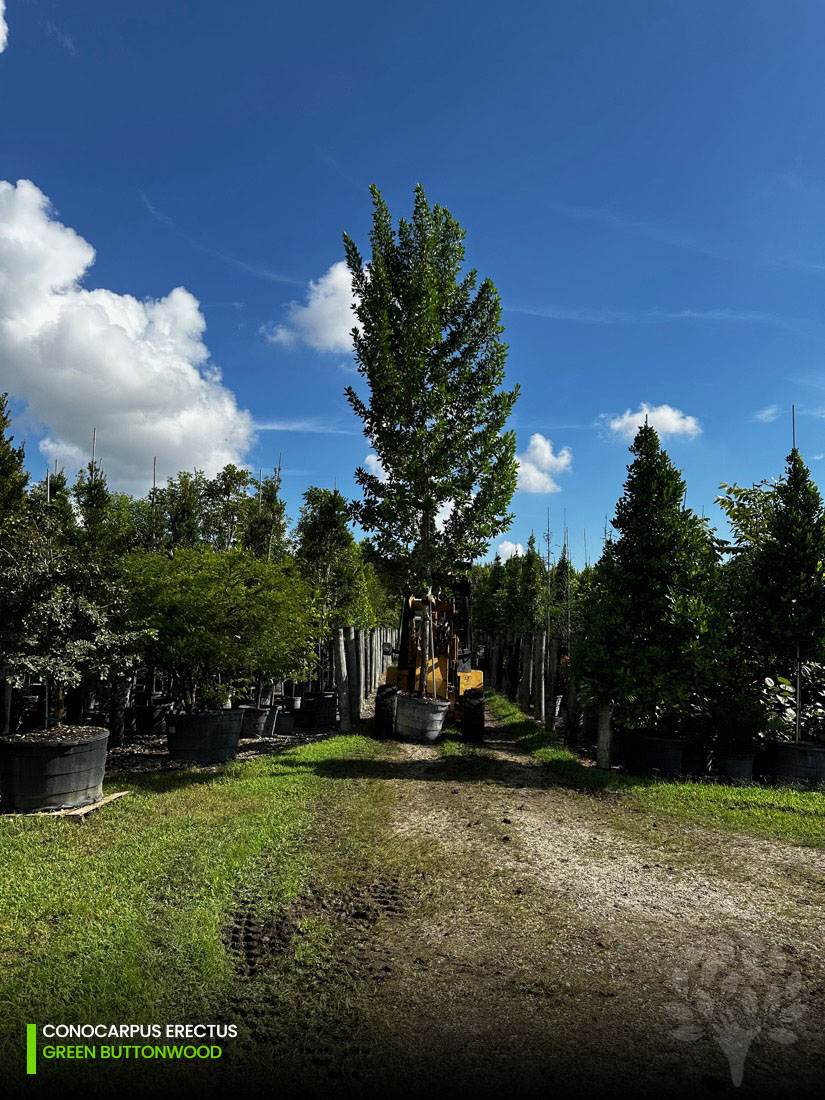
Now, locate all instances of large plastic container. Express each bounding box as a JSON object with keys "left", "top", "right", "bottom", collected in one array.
[
  {"left": 167, "top": 711, "right": 242, "bottom": 763},
  {"left": 395, "top": 693, "right": 449, "bottom": 742},
  {"left": 0, "top": 729, "right": 109, "bottom": 812}
]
